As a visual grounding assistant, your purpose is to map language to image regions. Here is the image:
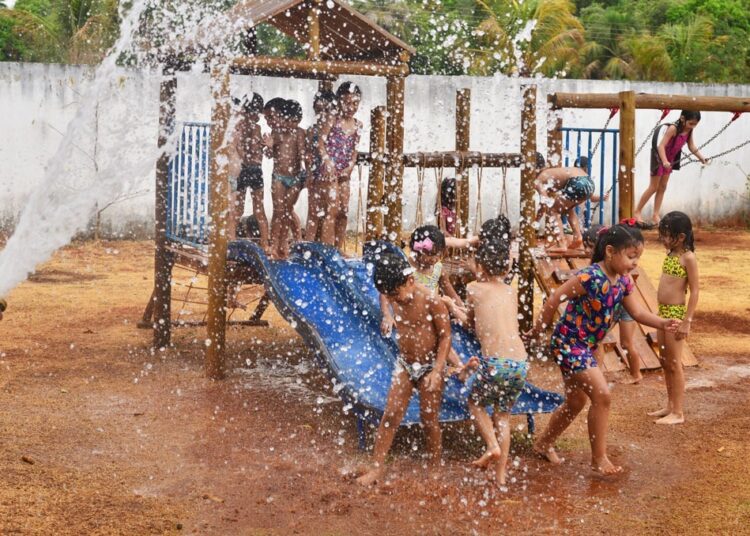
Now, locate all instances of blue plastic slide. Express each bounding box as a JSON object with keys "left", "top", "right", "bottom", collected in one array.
[{"left": 228, "top": 240, "right": 563, "bottom": 444}]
